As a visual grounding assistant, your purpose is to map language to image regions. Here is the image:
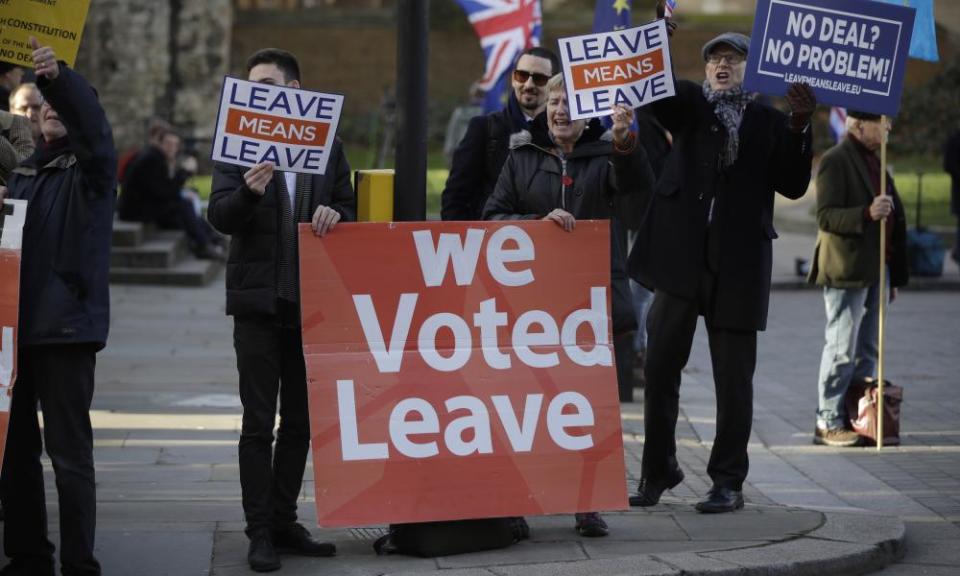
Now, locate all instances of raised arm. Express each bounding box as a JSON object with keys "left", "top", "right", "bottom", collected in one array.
[{"left": 31, "top": 37, "right": 116, "bottom": 193}]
